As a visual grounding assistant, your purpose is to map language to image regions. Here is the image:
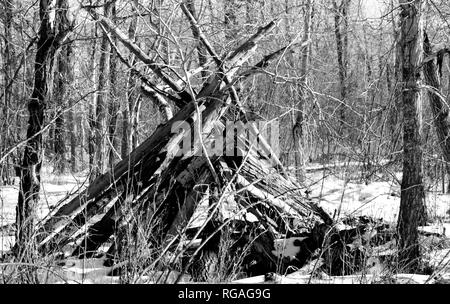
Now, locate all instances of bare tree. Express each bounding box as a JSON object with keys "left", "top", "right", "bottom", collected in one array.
[
  {"left": 293, "top": 0, "right": 313, "bottom": 182},
  {"left": 94, "top": 1, "right": 113, "bottom": 177},
  {"left": 0, "top": 0, "right": 14, "bottom": 185},
  {"left": 397, "top": 0, "right": 427, "bottom": 271},
  {"left": 53, "top": 0, "right": 74, "bottom": 174},
  {"left": 333, "top": 0, "right": 350, "bottom": 130},
  {"left": 121, "top": 10, "right": 138, "bottom": 159},
  {"left": 88, "top": 25, "right": 98, "bottom": 182},
  {"left": 16, "top": 0, "right": 72, "bottom": 255},
  {"left": 107, "top": 2, "right": 119, "bottom": 169}
]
